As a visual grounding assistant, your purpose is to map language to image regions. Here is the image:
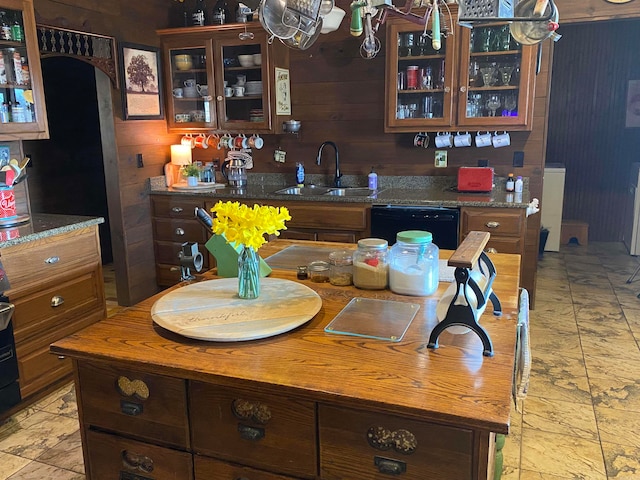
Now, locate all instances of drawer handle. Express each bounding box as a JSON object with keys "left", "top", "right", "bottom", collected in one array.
[
  {"left": 120, "top": 400, "right": 143, "bottom": 416},
  {"left": 374, "top": 456, "right": 407, "bottom": 475},
  {"left": 486, "top": 221, "right": 500, "bottom": 228},
  {"left": 171, "top": 206, "right": 184, "bottom": 213},
  {"left": 232, "top": 398, "right": 272, "bottom": 424},
  {"left": 238, "top": 423, "right": 265, "bottom": 441},
  {"left": 45, "top": 256, "right": 60, "bottom": 264},
  {"left": 175, "top": 227, "right": 185, "bottom": 236},
  {"left": 58, "top": 355, "right": 66, "bottom": 360},
  {"left": 51, "top": 296, "right": 64, "bottom": 307},
  {"left": 116, "top": 376, "right": 150, "bottom": 400},
  {"left": 367, "top": 427, "right": 417, "bottom": 454},
  {"left": 122, "top": 450, "right": 154, "bottom": 473}
]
